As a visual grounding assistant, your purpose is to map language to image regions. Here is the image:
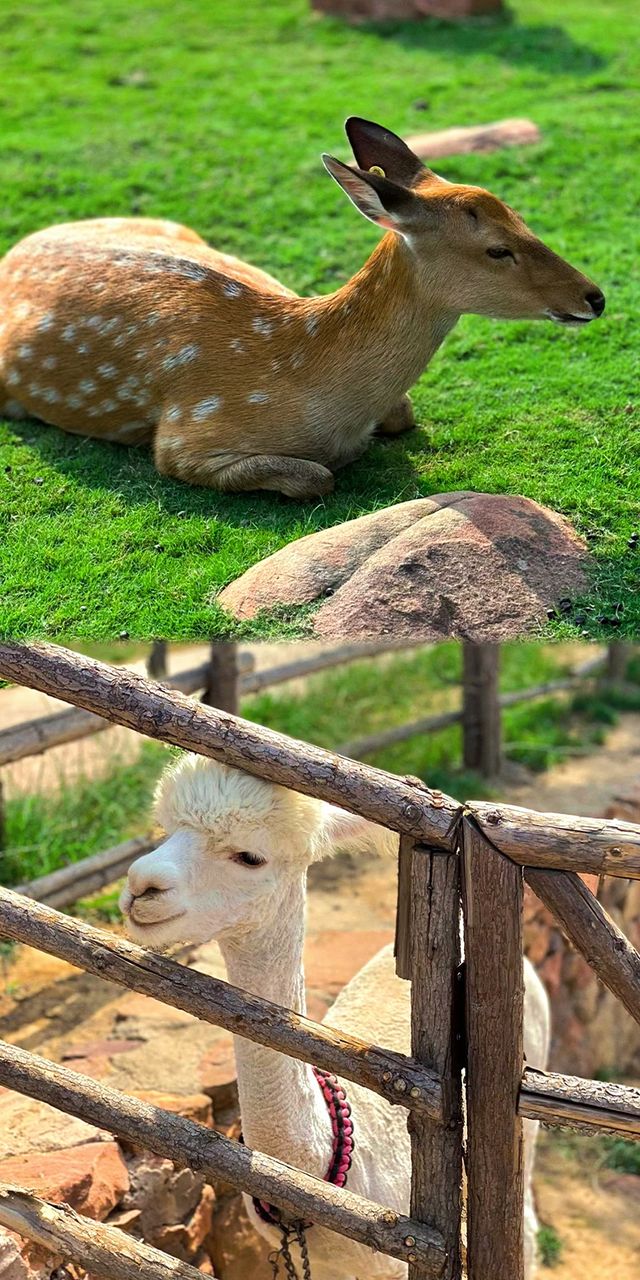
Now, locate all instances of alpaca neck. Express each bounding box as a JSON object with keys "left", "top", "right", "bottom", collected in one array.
[
  {"left": 219, "top": 875, "right": 333, "bottom": 1179},
  {"left": 308, "top": 232, "right": 459, "bottom": 425}
]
